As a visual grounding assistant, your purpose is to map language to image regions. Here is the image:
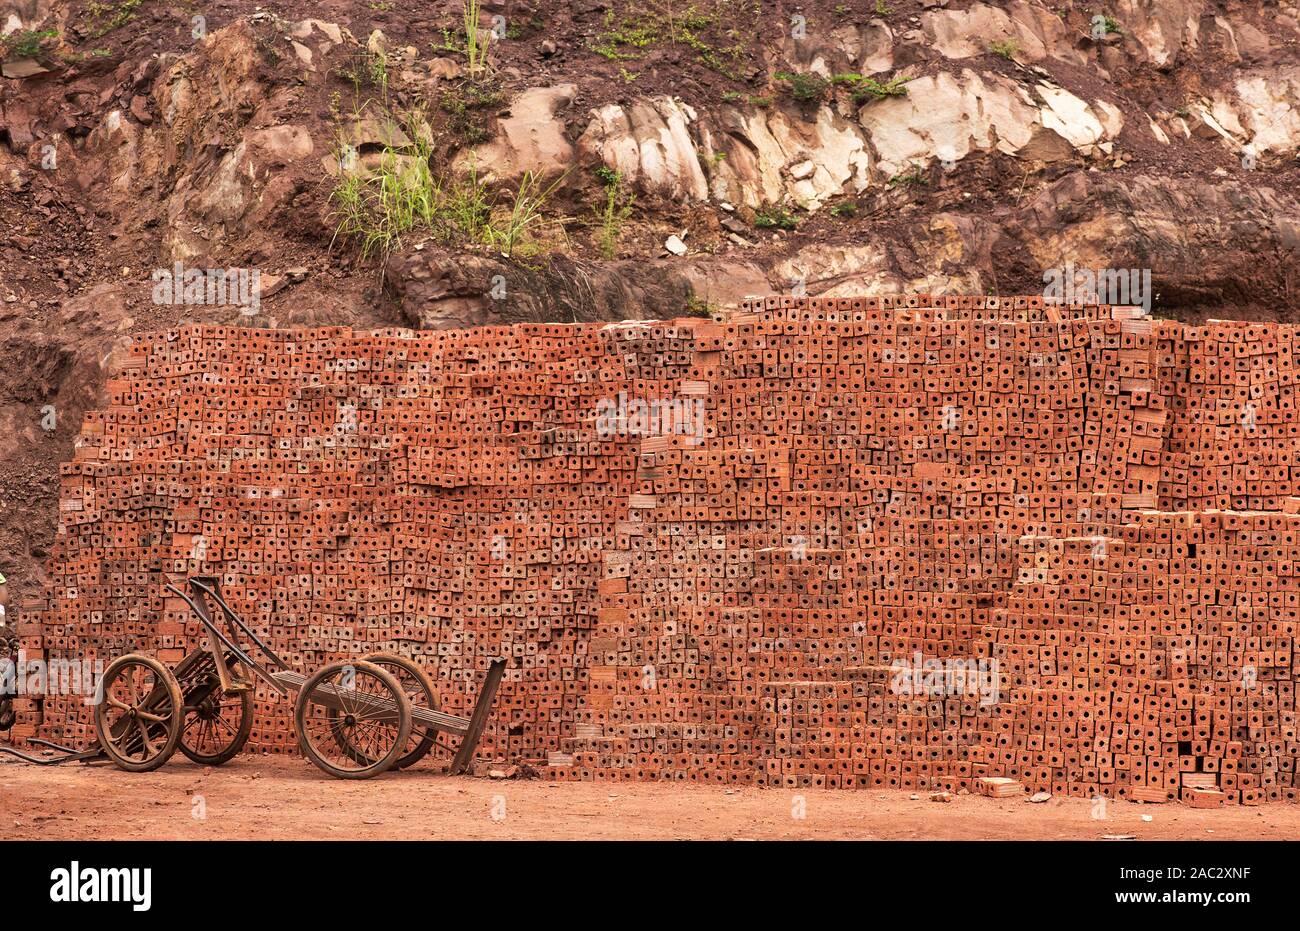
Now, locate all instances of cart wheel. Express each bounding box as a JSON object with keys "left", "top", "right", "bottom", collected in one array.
[
  {"left": 360, "top": 653, "right": 439, "bottom": 769},
  {"left": 294, "top": 660, "right": 411, "bottom": 779},
  {"left": 175, "top": 651, "right": 254, "bottom": 766},
  {"left": 94, "top": 653, "right": 183, "bottom": 773}
]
